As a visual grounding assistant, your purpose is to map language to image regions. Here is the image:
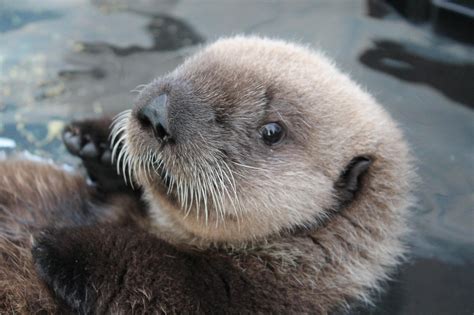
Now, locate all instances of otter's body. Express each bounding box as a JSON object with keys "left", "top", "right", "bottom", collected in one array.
[
  {"left": 0, "top": 37, "right": 415, "bottom": 314},
  {"left": 0, "top": 159, "right": 146, "bottom": 313}
]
